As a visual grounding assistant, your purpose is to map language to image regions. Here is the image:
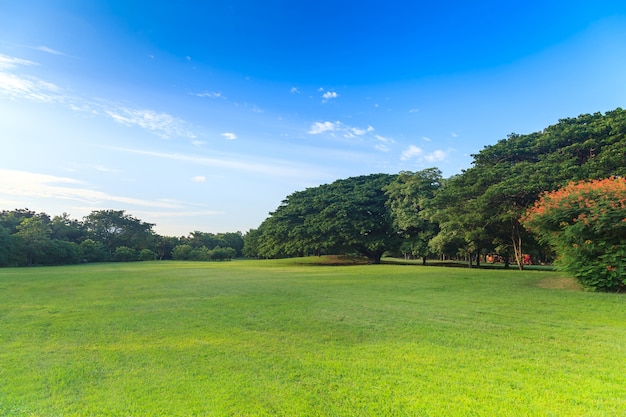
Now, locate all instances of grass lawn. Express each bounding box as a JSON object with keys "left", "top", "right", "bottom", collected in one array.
[{"left": 1, "top": 258, "right": 625, "bottom": 416}]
